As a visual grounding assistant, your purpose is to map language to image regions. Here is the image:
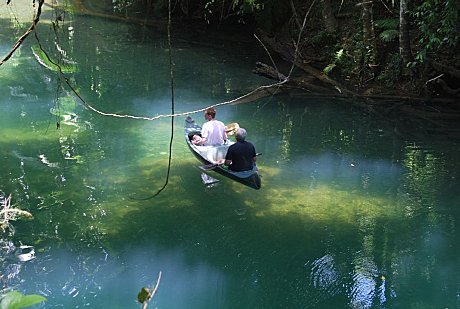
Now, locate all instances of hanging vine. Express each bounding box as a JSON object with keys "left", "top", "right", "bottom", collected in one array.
[{"left": 0, "top": 0, "right": 289, "bottom": 199}]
